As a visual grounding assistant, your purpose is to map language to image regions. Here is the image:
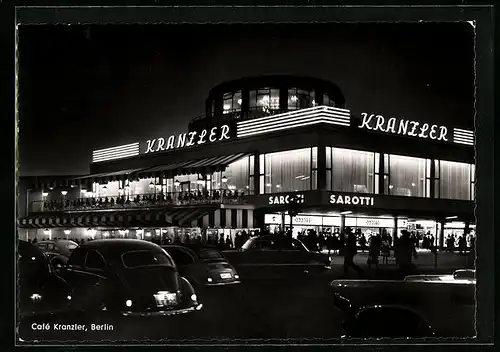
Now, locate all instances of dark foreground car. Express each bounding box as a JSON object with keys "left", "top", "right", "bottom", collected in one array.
[
  {"left": 18, "top": 240, "right": 70, "bottom": 317},
  {"left": 36, "top": 240, "right": 79, "bottom": 270},
  {"left": 162, "top": 244, "right": 240, "bottom": 288},
  {"left": 331, "top": 269, "right": 476, "bottom": 338},
  {"left": 60, "top": 239, "right": 203, "bottom": 318},
  {"left": 222, "top": 235, "right": 331, "bottom": 280}
]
